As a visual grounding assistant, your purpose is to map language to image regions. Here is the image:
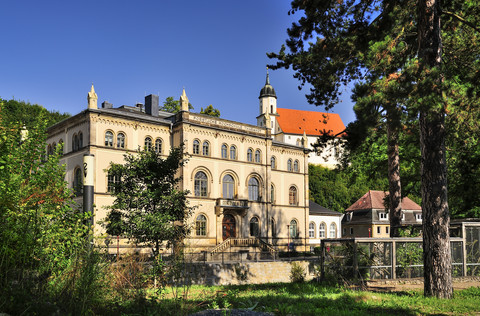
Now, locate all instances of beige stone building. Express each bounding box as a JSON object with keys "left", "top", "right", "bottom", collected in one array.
[{"left": 47, "top": 81, "right": 310, "bottom": 254}]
